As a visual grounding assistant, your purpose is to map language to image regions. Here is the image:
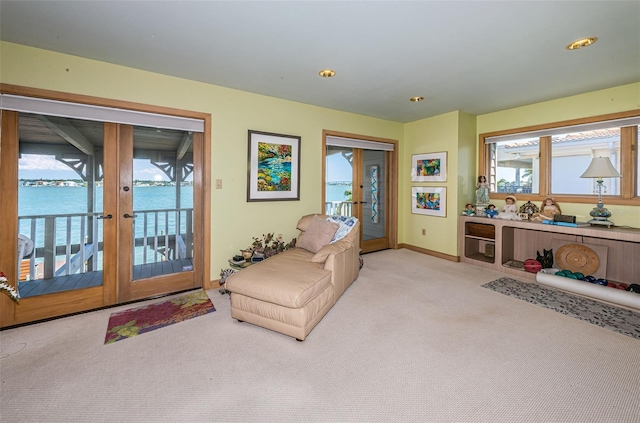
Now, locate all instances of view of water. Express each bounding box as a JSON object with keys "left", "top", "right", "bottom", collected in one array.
[
  {"left": 18, "top": 186, "right": 193, "bottom": 269},
  {"left": 18, "top": 185, "right": 192, "bottom": 216},
  {"left": 326, "top": 183, "right": 352, "bottom": 202}
]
